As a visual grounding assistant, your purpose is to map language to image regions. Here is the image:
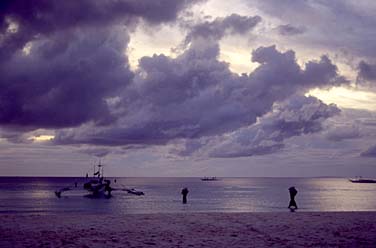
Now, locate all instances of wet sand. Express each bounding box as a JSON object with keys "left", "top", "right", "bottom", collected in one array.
[{"left": 1, "top": 212, "right": 376, "bottom": 247}]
